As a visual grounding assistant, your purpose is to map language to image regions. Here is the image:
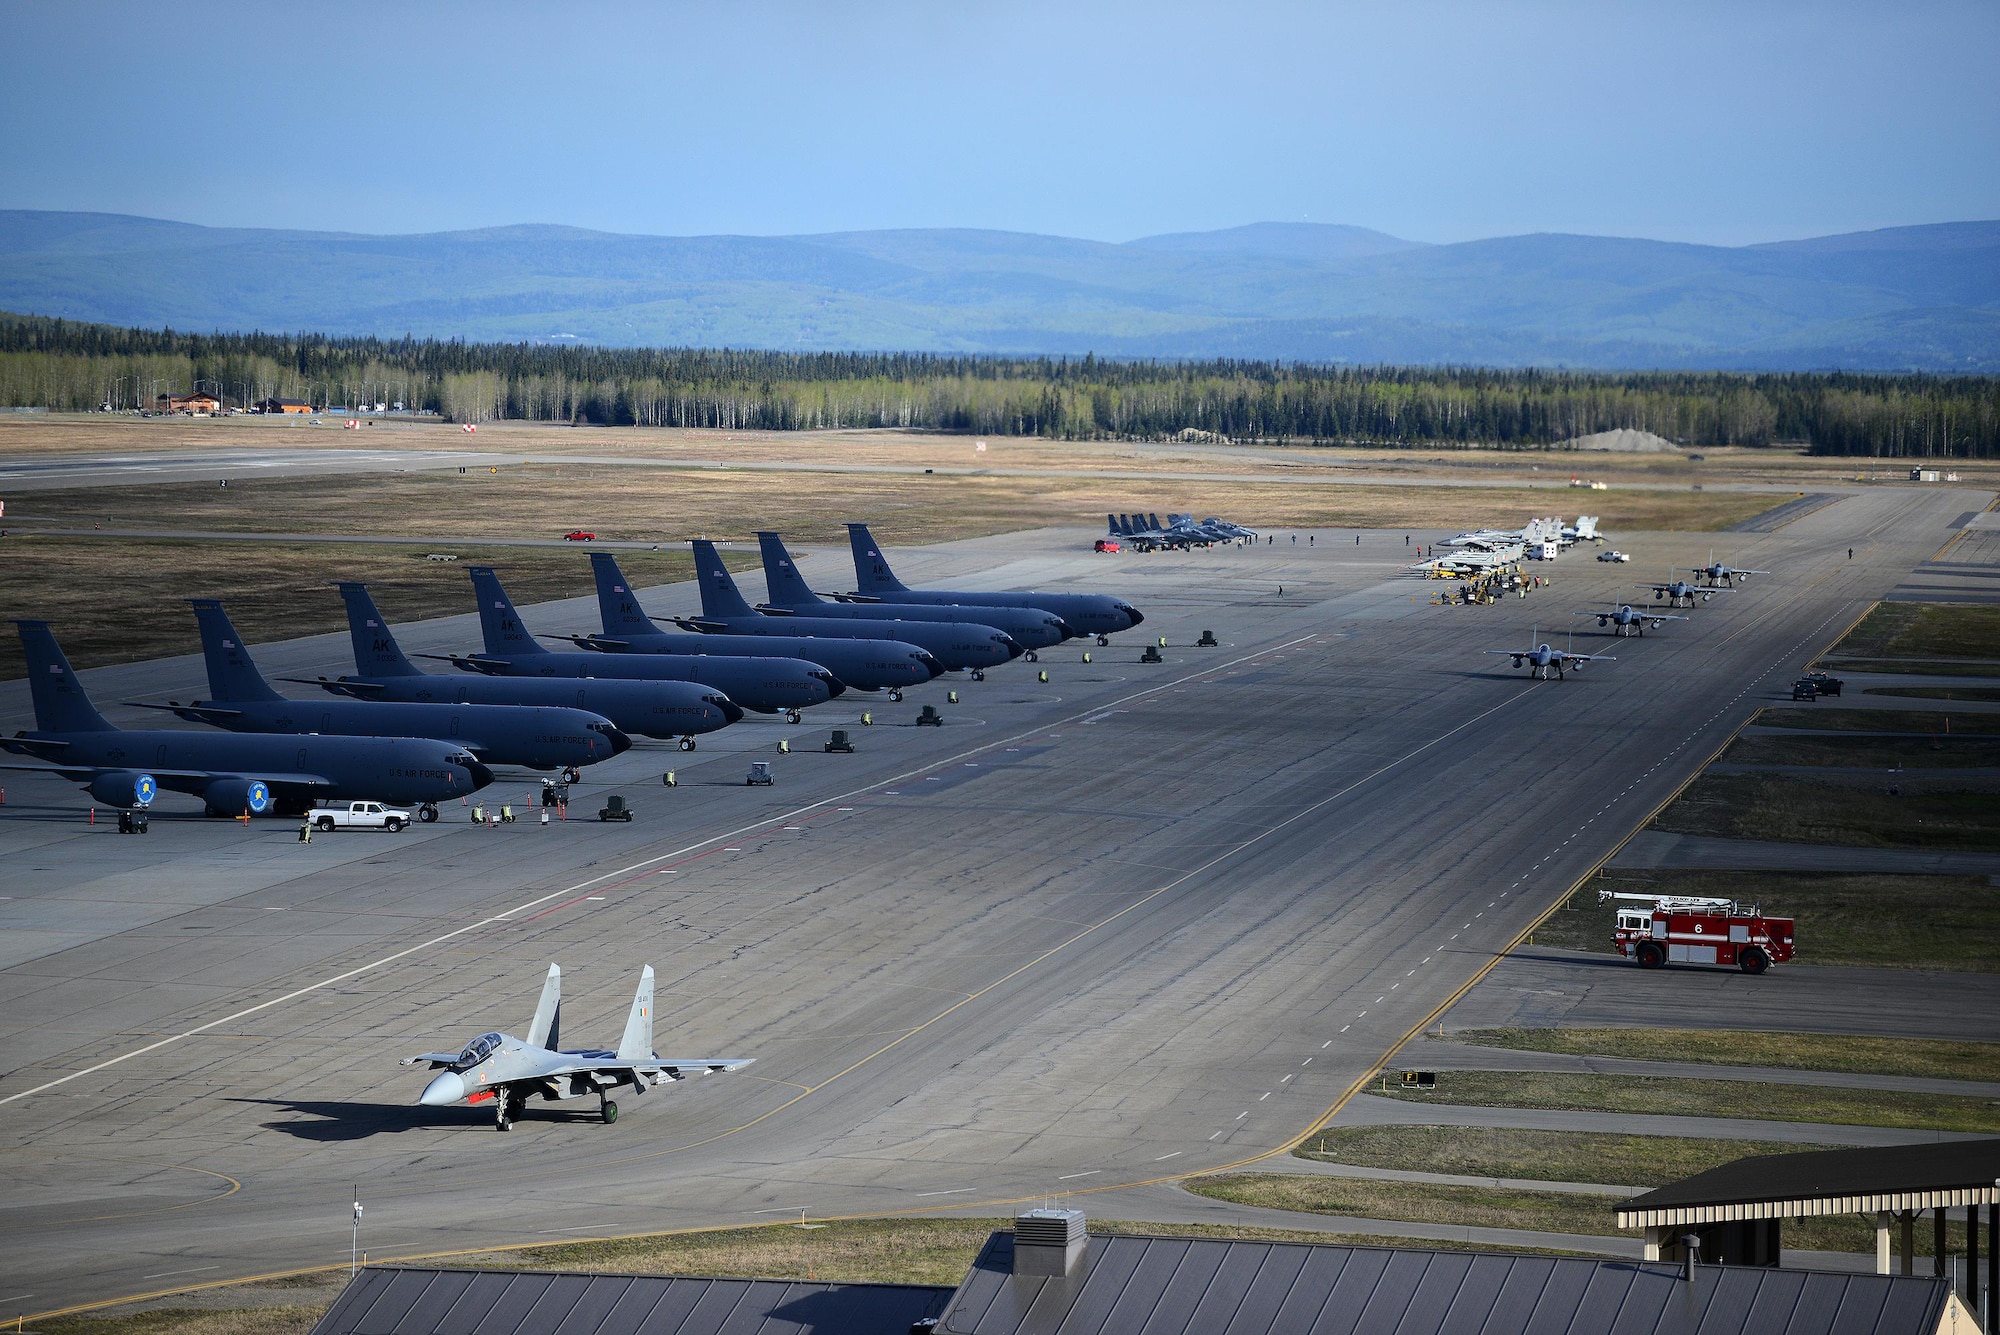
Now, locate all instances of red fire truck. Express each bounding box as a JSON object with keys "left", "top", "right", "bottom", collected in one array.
[{"left": 1602, "top": 891, "right": 1795, "bottom": 974}]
